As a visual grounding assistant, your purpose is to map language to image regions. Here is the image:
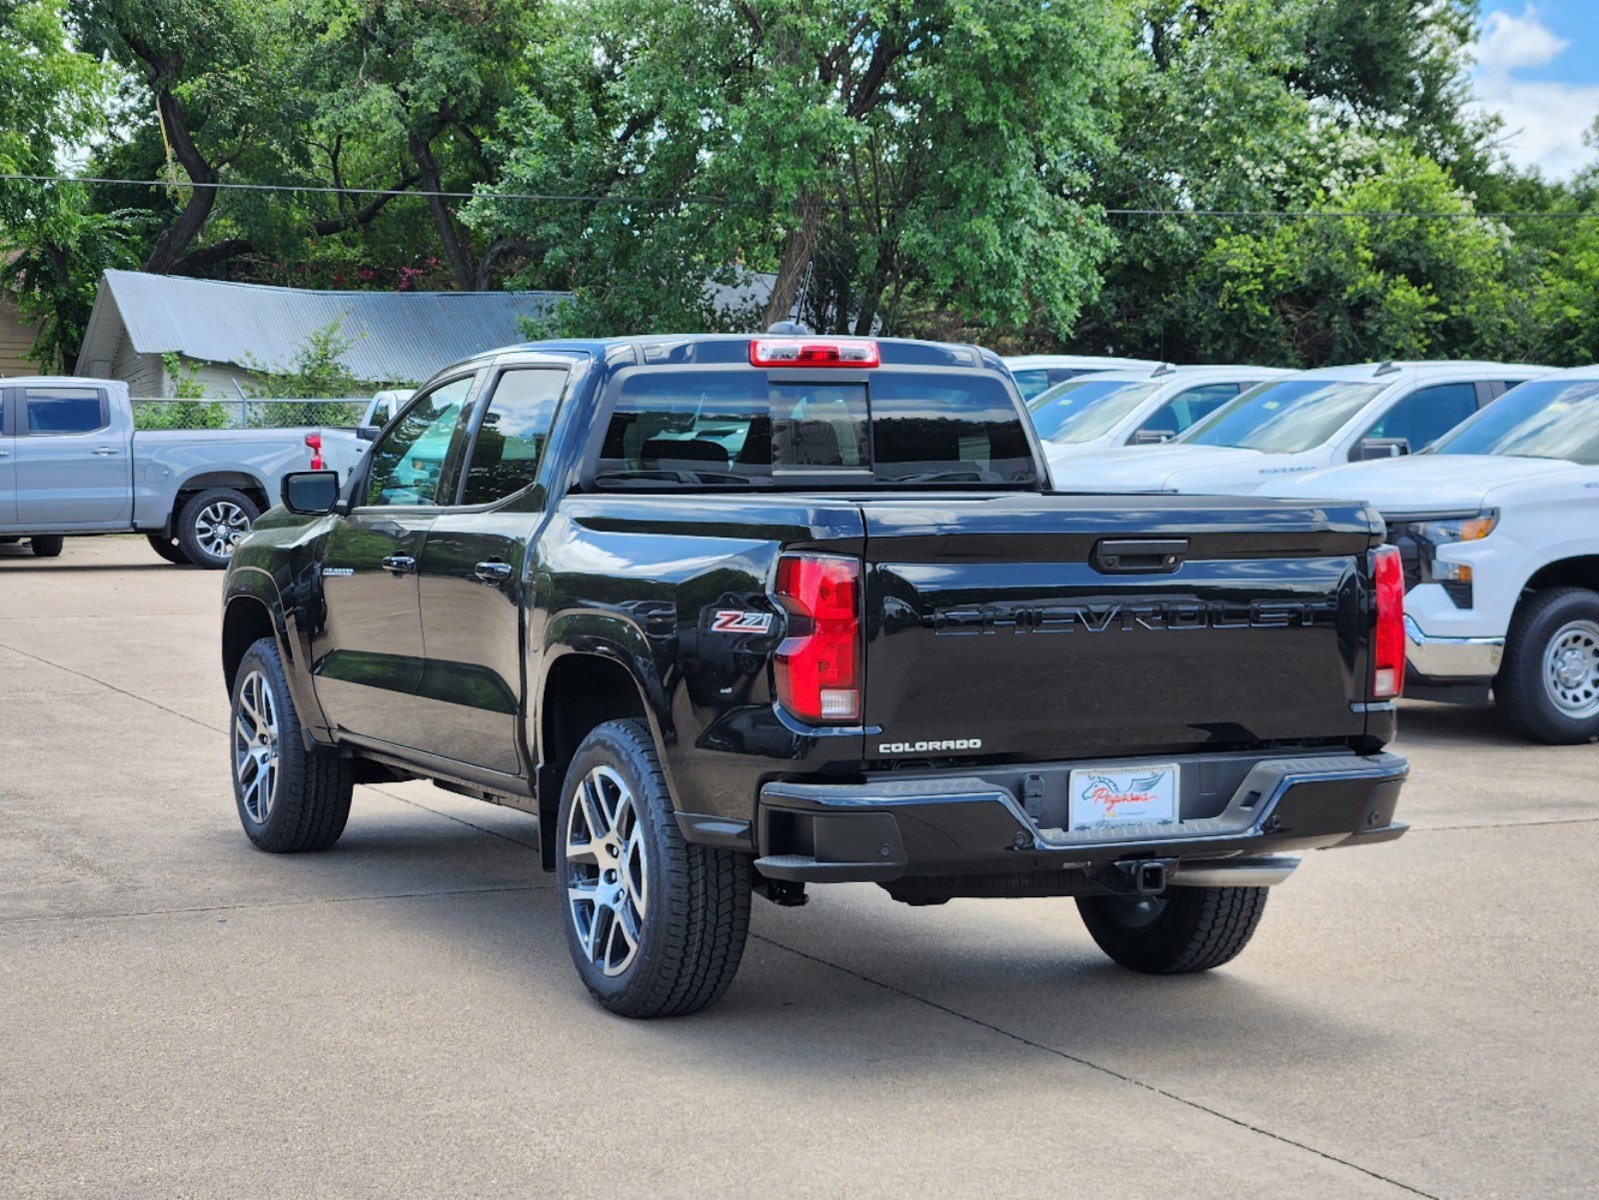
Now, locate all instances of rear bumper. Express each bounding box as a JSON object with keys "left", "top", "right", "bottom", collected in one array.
[{"left": 750, "top": 750, "right": 1407, "bottom": 888}]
